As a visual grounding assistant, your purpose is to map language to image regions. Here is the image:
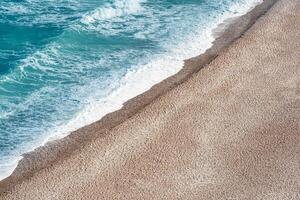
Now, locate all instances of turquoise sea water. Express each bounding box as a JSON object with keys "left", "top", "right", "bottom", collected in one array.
[{"left": 0, "top": 0, "right": 262, "bottom": 179}]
